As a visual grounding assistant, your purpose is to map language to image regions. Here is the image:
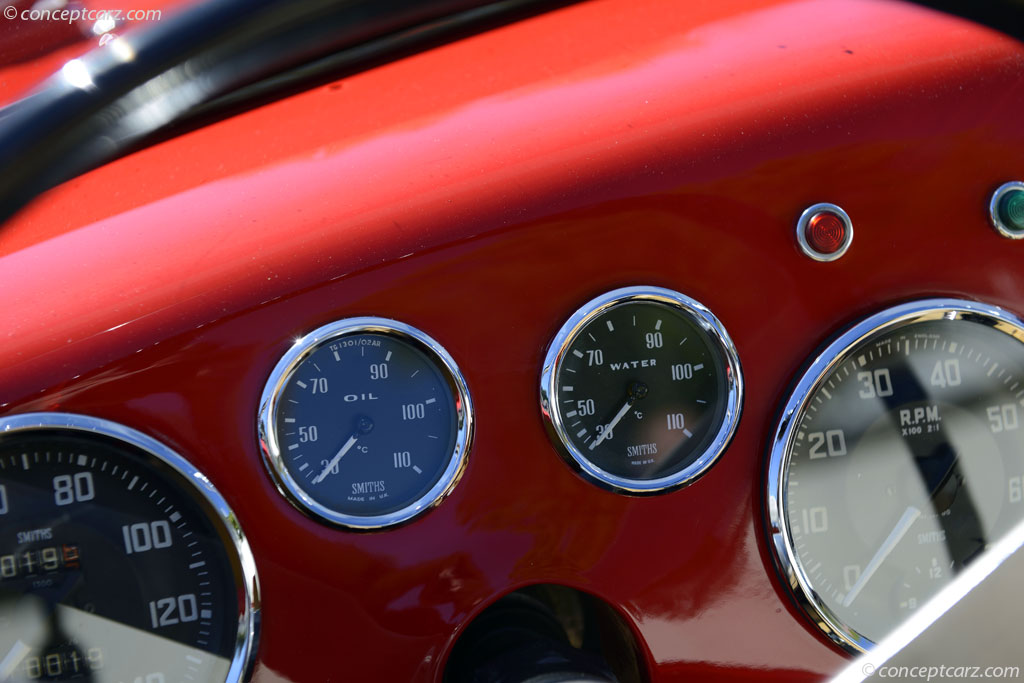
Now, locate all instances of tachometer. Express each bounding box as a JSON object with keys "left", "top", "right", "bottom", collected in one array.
[
  {"left": 0, "top": 413, "right": 258, "bottom": 683},
  {"left": 768, "top": 299, "right": 1024, "bottom": 652},
  {"left": 258, "top": 317, "right": 472, "bottom": 530},
  {"left": 540, "top": 286, "right": 742, "bottom": 493}
]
